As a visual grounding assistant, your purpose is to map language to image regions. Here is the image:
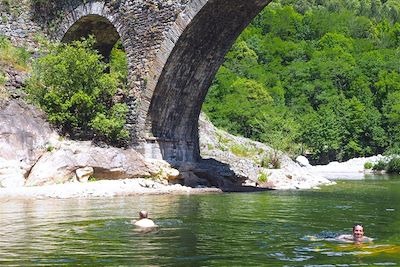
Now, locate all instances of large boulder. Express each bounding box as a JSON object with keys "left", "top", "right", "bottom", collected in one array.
[
  {"left": 25, "top": 141, "right": 174, "bottom": 186},
  {"left": 296, "top": 155, "right": 310, "bottom": 167}
]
